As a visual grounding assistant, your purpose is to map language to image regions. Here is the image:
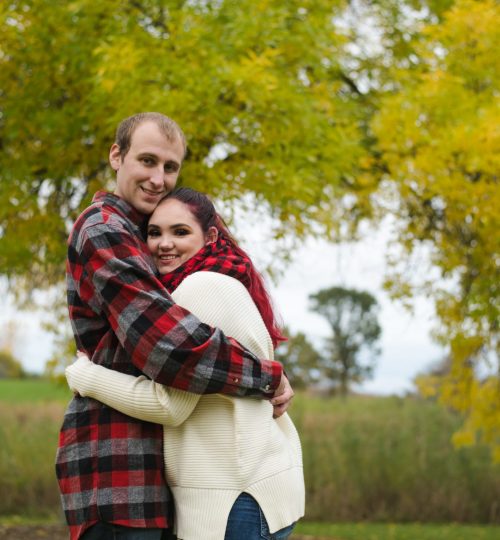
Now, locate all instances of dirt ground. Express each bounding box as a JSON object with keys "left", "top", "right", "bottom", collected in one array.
[
  {"left": 0, "top": 524, "right": 68, "bottom": 539},
  {"left": 0, "top": 524, "right": 320, "bottom": 540}
]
